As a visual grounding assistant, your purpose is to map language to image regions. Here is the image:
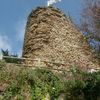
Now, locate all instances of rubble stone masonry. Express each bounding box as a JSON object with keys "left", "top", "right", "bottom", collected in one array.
[{"left": 22, "top": 6, "right": 99, "bottom": 70}]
